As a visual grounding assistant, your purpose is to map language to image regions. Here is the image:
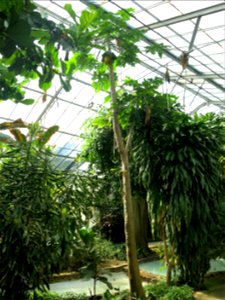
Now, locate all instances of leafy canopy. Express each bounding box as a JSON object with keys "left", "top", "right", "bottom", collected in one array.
[{"left": 0, "top": 0, "right": 76, "bottom": 103}]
